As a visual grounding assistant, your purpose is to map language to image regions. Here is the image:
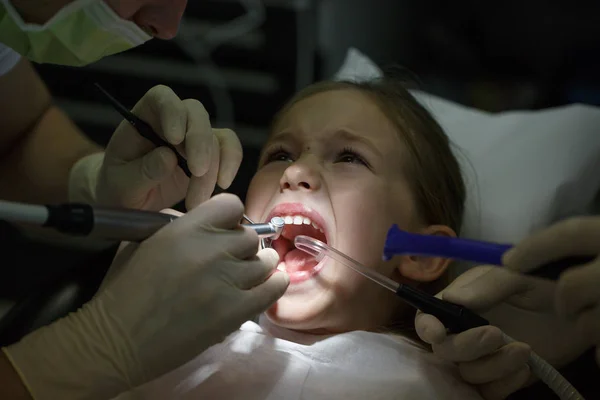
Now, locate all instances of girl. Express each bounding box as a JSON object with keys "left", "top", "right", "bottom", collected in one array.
[{"left": 113, "top": 77, "right": 484, "bottom": 399}]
